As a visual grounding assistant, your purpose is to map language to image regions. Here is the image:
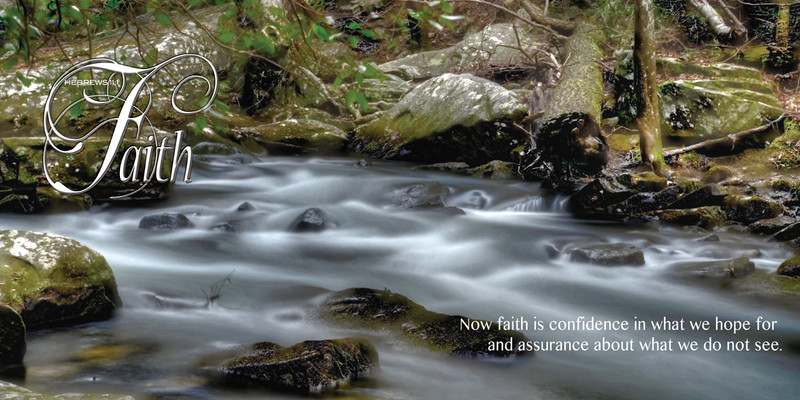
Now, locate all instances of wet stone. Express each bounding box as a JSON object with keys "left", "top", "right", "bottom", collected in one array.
[
  {"left": 290, "top": 208, "right": 335, "bottom": 232},
  {"left": 749, "top": 215, "right": 797, "bottom": 235},
  {"left": 568, "top": 243, "right": 645, "bottom": 266},
  {"left": 221, "top": 338, "right": 378, "bottom": 394},
  {"left": 672, "top": 257, "right": 755, "bottom": 279},
  {"left": 139, "top": 213, "right": 194, "bottom": 230}
]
